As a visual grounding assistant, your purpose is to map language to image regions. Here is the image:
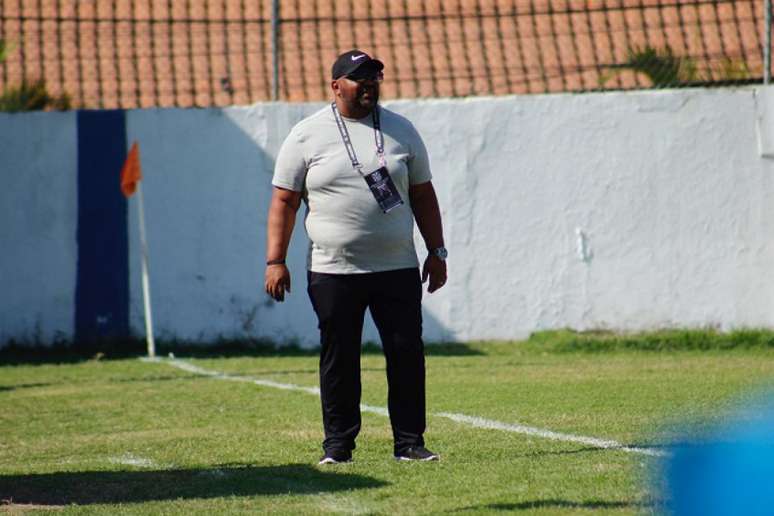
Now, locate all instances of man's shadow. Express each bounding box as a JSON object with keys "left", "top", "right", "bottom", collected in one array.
[{"left": 0, "top": 464, "right": 388, "bottom": 506}]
